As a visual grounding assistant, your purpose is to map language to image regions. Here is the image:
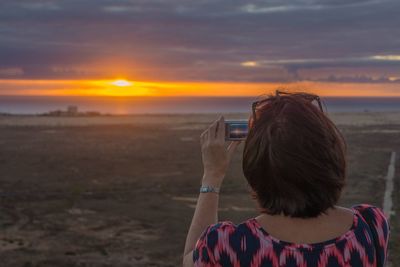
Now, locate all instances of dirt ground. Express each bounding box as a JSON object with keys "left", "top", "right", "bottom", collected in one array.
[{"left": 0, "top": 112, "right": 399, "bottom": 266}]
